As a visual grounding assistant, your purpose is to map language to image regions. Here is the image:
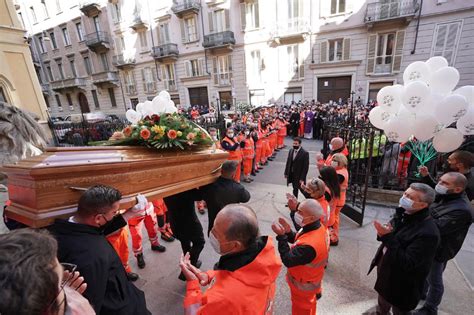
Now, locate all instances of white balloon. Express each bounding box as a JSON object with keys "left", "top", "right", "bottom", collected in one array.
[
  {"left": 126, "top": 109, "right": 142, "bottom": 124},
  {"left": 397, "top": 106, "right": 416, "bottom": 123},
  {"left": 159, "top": 90, "right": 171, "bottom": 101},
  {"left": 376, "top": 86, "right": 402, "bottom": 113},
  {"left": 135, "top": 103, "right": 145, "bottom": 115},
  {"left": 432, "top": 128, "right": 464, "bottom": 153},
  {"left": 434, "top": 94, "right": 469, "bottom": 125},
  {"left": 403, "top": 61, "right": 431, "bottom": 84},
  {"left": 413, "top": 114, "right": 440, "bottom": 141},
  {"left": 142, "top": 101, "right": 154, "bottom": 116},
  {"left": 402, "top": 81, "right": 430, "bottom": 113},
  {"left": 369, "top": 106, "right": 392, "bottom": 129},
  {"left": 429, "top": 67, "right": 460, "bottom": 95},
  {"left": 384, "top": 117, "right": 413, "bottom": 143},
  {"left": 164, "top": 100, "right": 178, "bottom": 114},
  {"left": 425, "top": 56, "right": 449, "bottom": 74},
  {"left": 453, "top": 85, "right": 474, "bottom": 106},
  {"left": 456, "top": 105, "right": 474, "bottom": 135},
  {"left": 152, "top": 95, "right": 168, "bottom": 113}
]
